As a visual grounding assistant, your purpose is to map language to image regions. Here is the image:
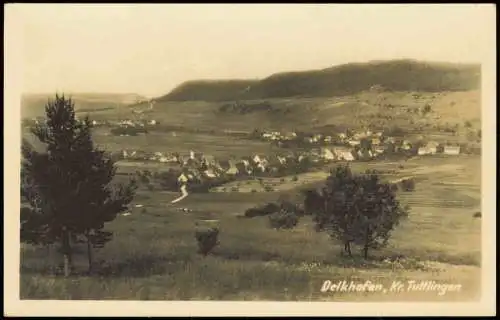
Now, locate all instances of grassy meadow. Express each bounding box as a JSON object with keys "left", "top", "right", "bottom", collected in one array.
[
  {"left": 92, "top": 130, "right": 277, "bottom": 158},
  {"left": 20, "top": 154, "right": 481, "bottom": 301}
]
